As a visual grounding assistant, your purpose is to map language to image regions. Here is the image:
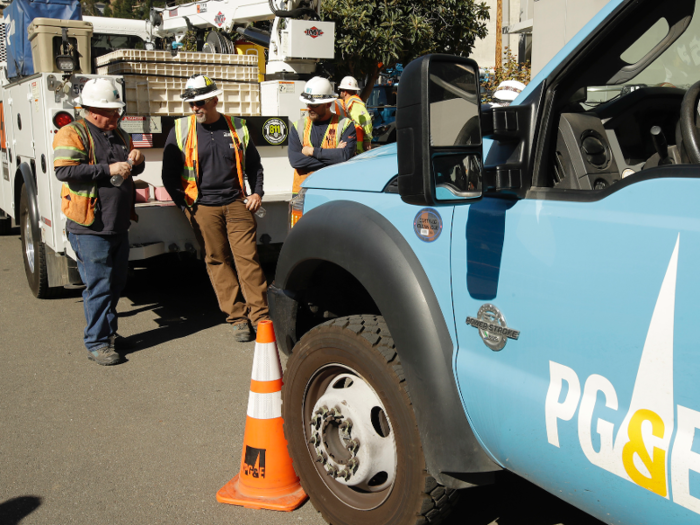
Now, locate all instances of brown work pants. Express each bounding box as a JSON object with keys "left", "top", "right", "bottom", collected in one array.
[{"left": 185, "top": 200, "right": 269, "bottom": 327}]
